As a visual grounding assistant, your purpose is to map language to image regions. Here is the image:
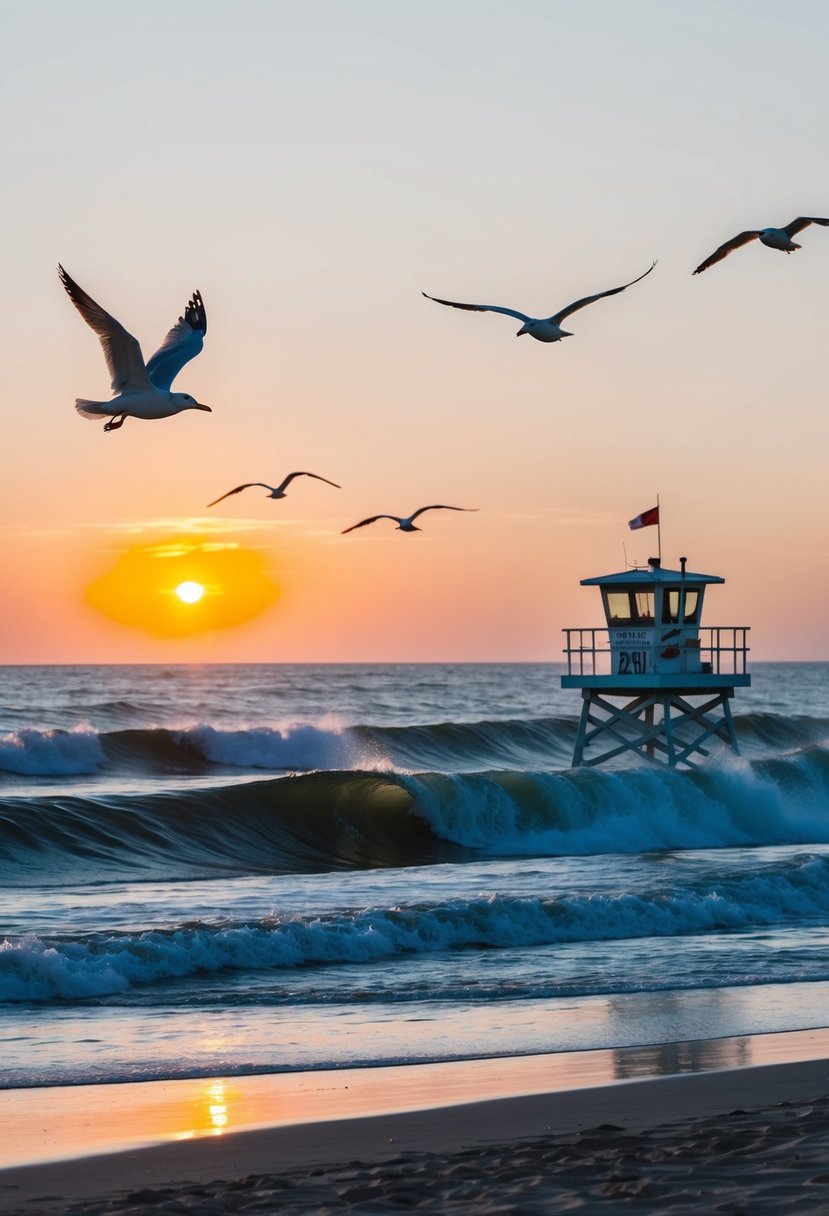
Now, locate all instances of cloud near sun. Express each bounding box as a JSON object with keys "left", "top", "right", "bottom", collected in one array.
[{"left": 84, "top": 535, "right": 279, "bottom": 636}]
